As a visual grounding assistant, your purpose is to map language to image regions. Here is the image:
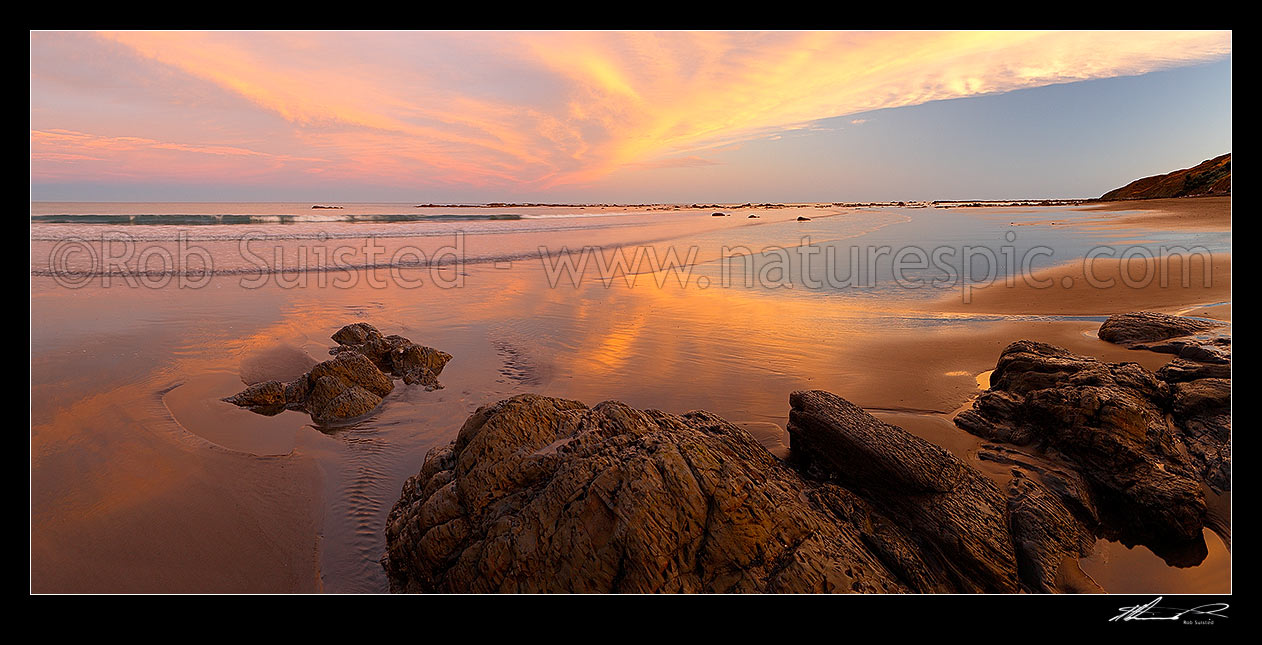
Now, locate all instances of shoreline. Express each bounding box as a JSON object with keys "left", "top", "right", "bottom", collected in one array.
[
  {"left": 937, "top": 194, "right": 1230, "bottom": 318},
  {"left": 936, "top": 253, "right": 1231, "bottom": 317}
]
